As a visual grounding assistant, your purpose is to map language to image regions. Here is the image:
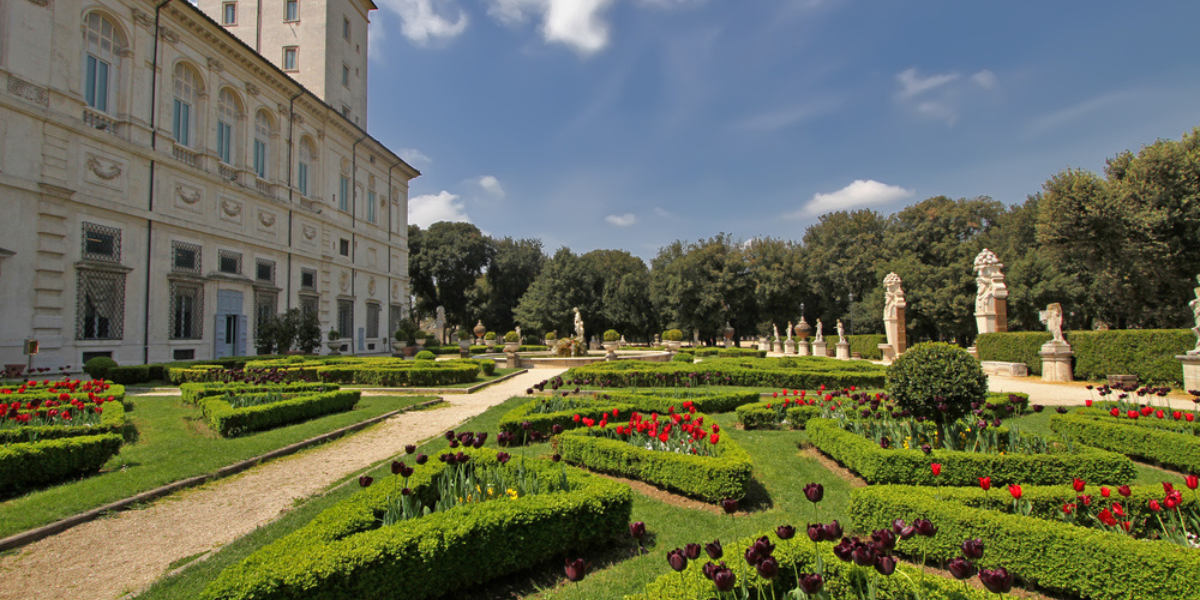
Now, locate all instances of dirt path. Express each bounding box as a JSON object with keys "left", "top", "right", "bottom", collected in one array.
[{"left": 0, "top": 369, "right": 562, "bottom": 600}]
